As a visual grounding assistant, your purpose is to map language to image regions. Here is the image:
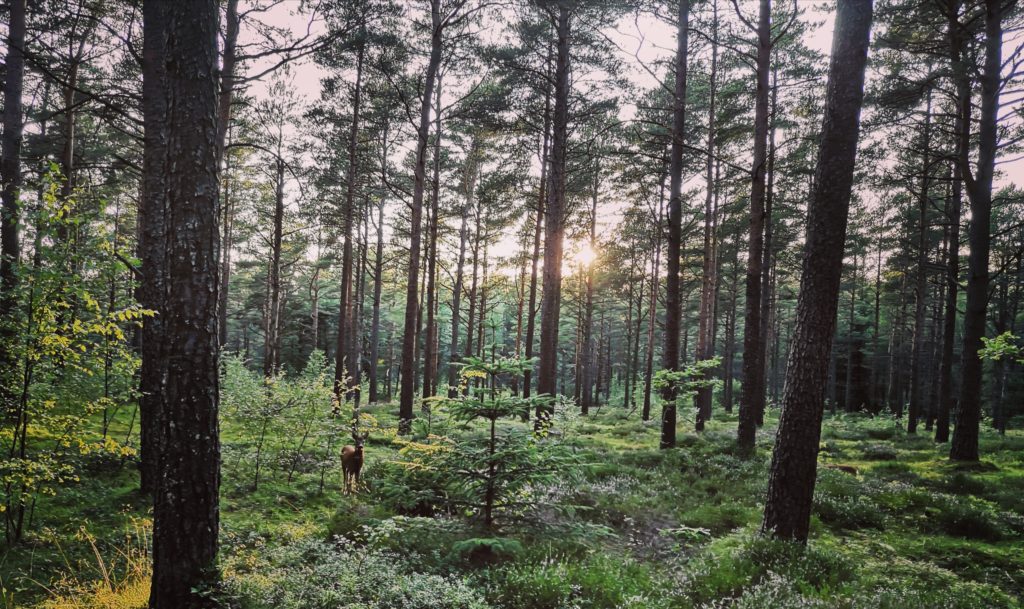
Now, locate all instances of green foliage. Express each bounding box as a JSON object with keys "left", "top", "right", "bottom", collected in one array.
[
  {"left": 861, "top": 443, "right": 899, "bottom": 460},
  {"left": 221, "top": 350, "right": 350, "bottom": 492},
  {"left": 379, "top": 354, "right": 578, "bottom": 531},
  {"left": 978, "top": 332, "right": 1024, "bottom": 364},
  {"left": 813, "top": 469, "right": 887, "bottom": 530},
  {"left": 680, "top": 536, "right": 855, "bottom": 604},
  {"left": 375, "top": 434, "right": 456, "bottom": 517},
  {"left": 1, "top": 172, "right": 143, "bottom": 543},
  {"left": 925, "top": 494, "right": 1022, "bottom": 541},
  {"left": 451, "top": 537, "right": 524, "bottom": 565},
  {"left": 474, "top": 552, "right": 665, "bottom": 609},
  {"left": 653, "top": 358, "right": 722, "bottom": 400},
  {"left": 221, "top": 535, "right": 490, "bottom": 609},
  {"left": 20, "top": 394, "right": 1024, "bottom": 609}
]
